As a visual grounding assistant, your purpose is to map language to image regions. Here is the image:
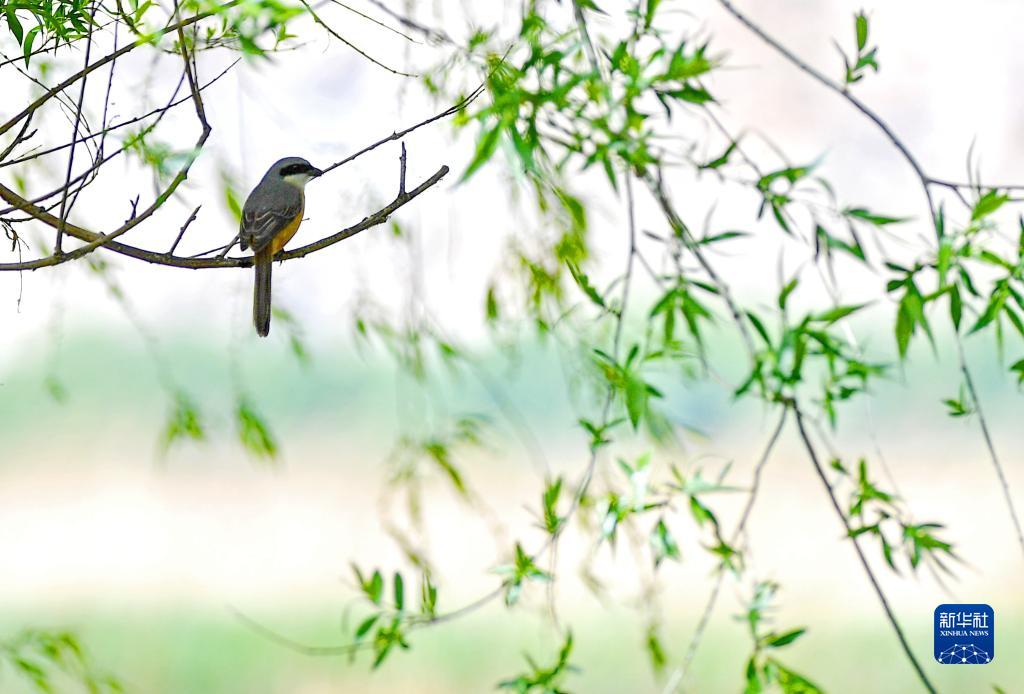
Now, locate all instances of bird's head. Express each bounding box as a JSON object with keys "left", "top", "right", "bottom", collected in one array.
[{"left": 271, "top": 156, "right": 323, "bottom": 188}]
